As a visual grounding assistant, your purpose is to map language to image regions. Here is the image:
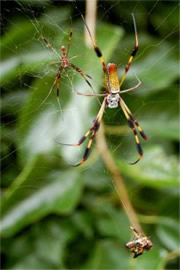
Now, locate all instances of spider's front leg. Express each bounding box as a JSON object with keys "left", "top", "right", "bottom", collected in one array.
[{"left": 119, "top": 13, "right": 139, "bottom": 88}]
